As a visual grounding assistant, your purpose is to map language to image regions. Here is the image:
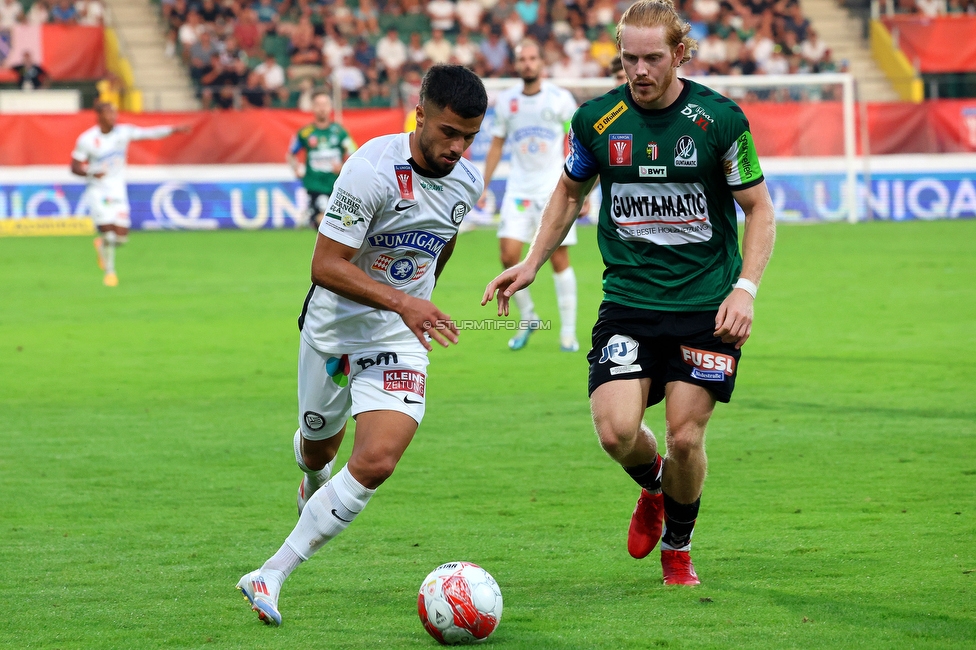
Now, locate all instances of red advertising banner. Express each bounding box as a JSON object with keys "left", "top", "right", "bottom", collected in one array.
[
  {"left": 0, "top": 24, "right": 105, "bottom": 83},
  {"left": 0, "top": 102, "right": 973, "bottom": 166},
  {"left": 882, "top": 16, "right": 976, "bottom": 74}
]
